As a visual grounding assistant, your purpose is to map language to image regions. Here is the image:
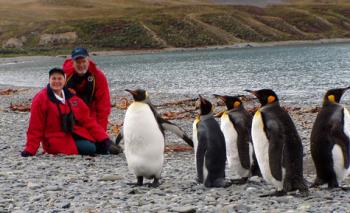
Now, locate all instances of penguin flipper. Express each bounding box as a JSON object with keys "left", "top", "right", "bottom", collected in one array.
[
  {"left": 265, "top": 120, "right": 283, "bottom": 181},
  {"left": 160, "top": 119, "right": 194, "bottom": 147},
  {"left": 228, "top": 114, "right": 251, "bottom": 169},
  {"left": 196, "top": 134, "right": 207, "bottom": 183},
  {"left": 330, "top": 120, "right": 350, "bottom": 169},
  {"left": 115, "top": 130, "right": 124, "bottom": 145}
]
